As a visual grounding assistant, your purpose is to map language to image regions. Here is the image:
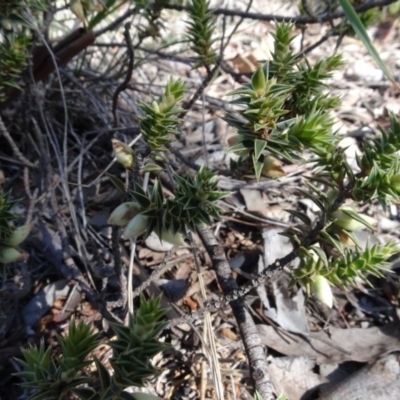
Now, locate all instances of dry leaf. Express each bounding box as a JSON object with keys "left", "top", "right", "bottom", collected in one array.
[{"left": 258, "top": 313, "right": 400, "bottom": 364}]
